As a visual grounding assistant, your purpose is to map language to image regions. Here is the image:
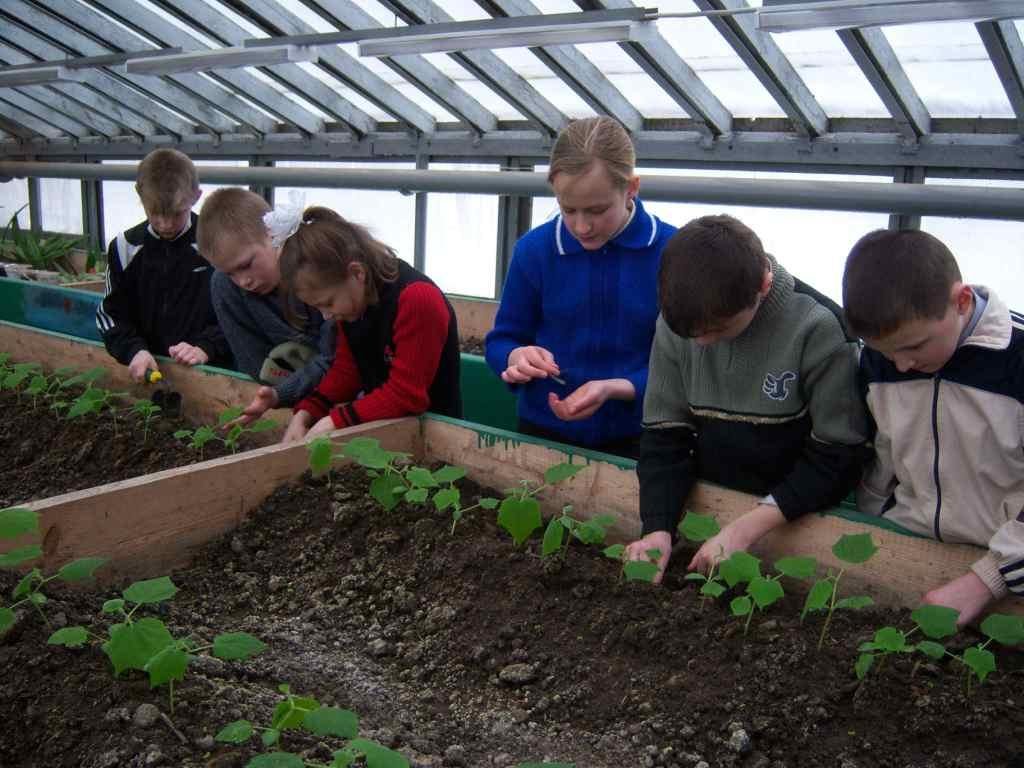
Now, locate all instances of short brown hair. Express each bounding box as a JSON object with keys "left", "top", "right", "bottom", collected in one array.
[
  {"left": 843, "top": 229, "right": 961, "bottom": 339},
  {"left": 547, "top": 116, "right": 635, "bottom": 189},
  {"left": 658, "top": 214, "right": 768, "bottom": 338},
  {"left": 136, "top": 149, "right": 198, "bottom": 213},
  {"left": 280, "top": 207, "right": 399, "bottom": 307},
  {"left": 197, "top": 187, "right": 270, "bottom": 263}
]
